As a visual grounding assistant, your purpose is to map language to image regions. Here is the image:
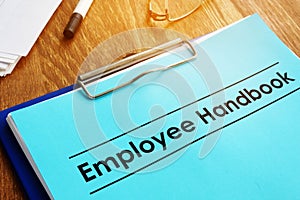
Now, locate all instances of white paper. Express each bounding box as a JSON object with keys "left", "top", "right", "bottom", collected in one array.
[
  {"left": 0, "top": 0, "right": 62, "bottom": 56},
  {"left": 0, "top": 0, "right": 5, "bottom": 7},
  {"left": 0, "top": 51, "right": 19, "bottom": 64},
  {"left": 0, "top": 56, "right": 21, "bottom": 76},
  {"left": 0, "top": 62, "right": 8, "bottom": 70}
]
